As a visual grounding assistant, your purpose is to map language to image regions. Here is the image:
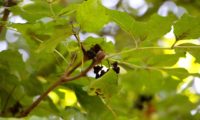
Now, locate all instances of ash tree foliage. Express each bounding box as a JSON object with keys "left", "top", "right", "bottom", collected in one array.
[{"left": 1, "top": 0, "right": 200, "bottom": 120}]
